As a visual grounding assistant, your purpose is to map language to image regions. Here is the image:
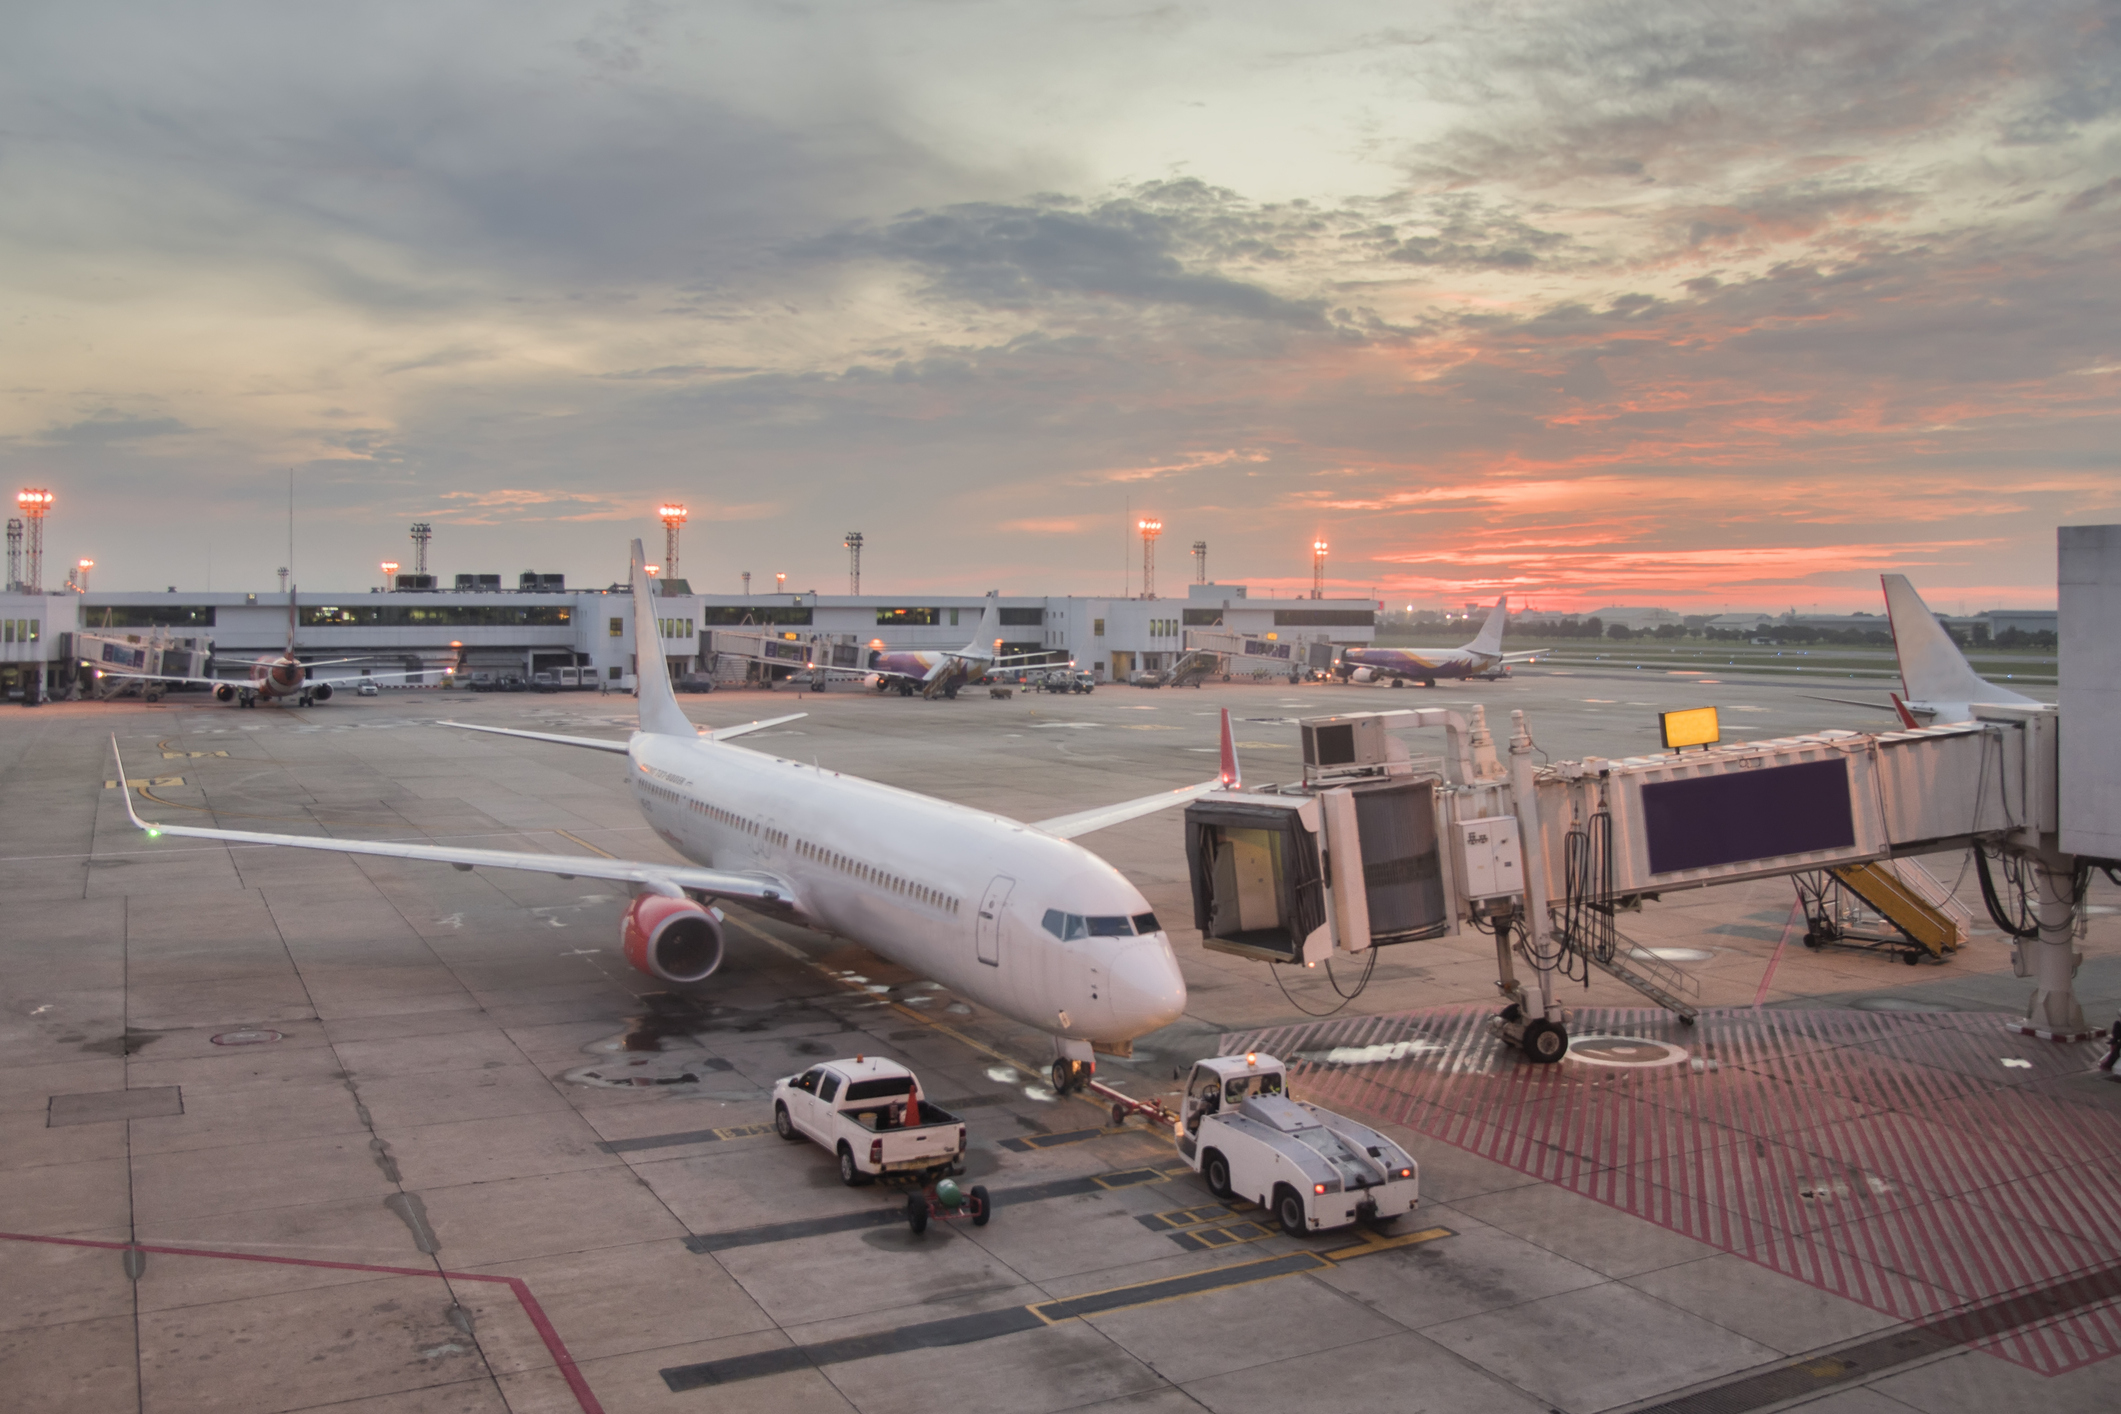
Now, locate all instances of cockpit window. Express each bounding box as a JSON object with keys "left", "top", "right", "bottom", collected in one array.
[
  {"left": 1132, "top": 912, "right": 1160, "bottom": 934},
  {"left": 1044, "top": 911, "right": 1127, "bottom": 940}
]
